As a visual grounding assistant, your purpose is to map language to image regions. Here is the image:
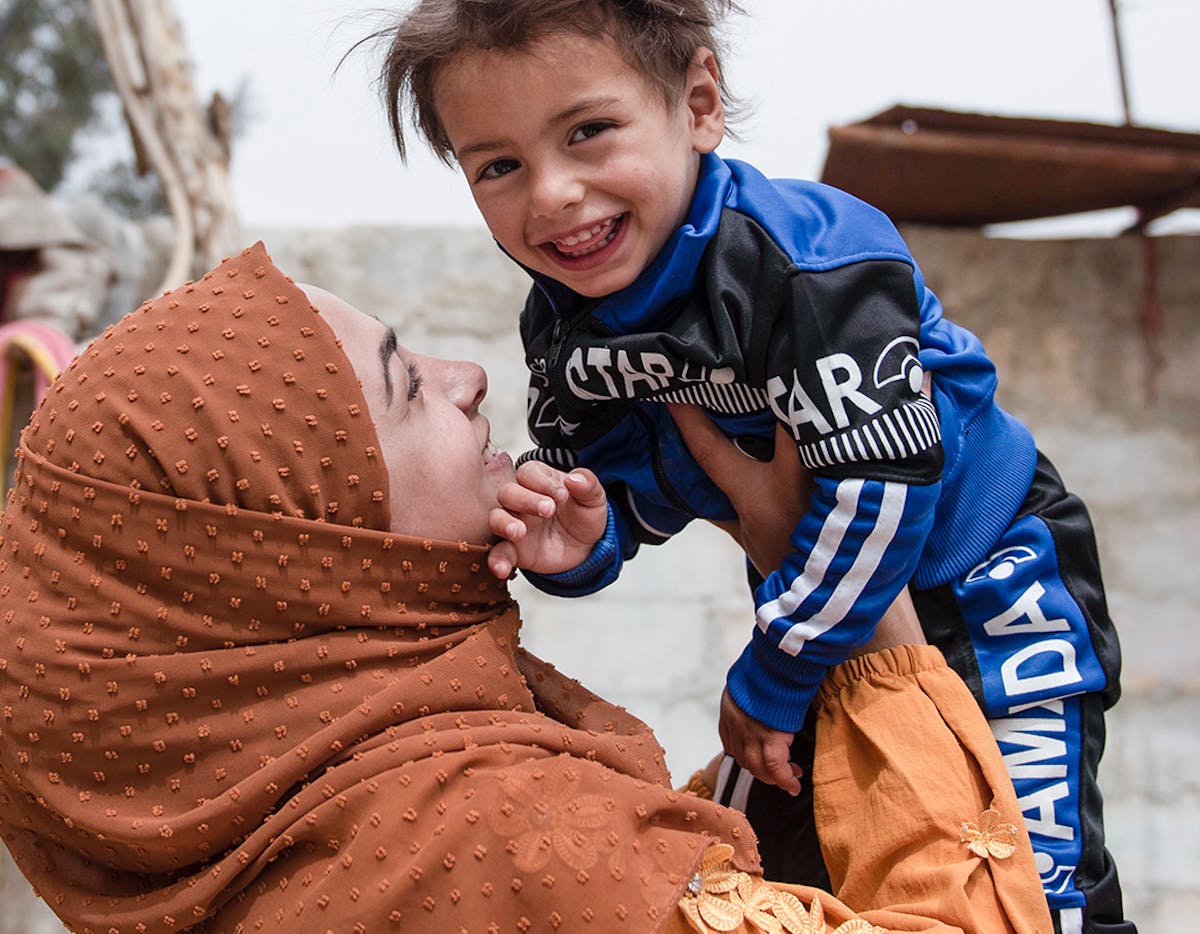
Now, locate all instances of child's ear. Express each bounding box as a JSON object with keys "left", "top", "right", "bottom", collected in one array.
[{"left": 686, "top": 47, "right": 726, "bottom": 154}]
